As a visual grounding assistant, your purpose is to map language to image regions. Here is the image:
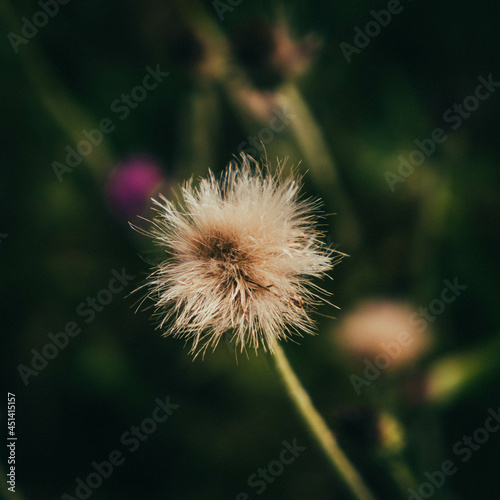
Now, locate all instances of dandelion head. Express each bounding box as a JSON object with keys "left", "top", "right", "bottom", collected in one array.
[{"left": 135, "top": 155, "right": 336, "bottom": 357}]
